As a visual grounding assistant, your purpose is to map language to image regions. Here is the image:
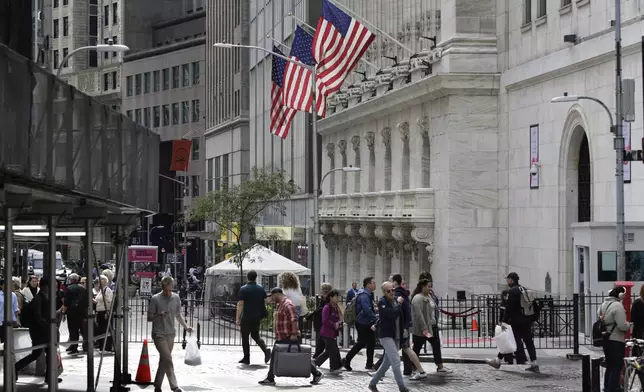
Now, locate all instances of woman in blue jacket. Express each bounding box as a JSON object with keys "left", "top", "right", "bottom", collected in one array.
[{"left": 368, "top": 281, "right": 409, "bottom": 392}]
